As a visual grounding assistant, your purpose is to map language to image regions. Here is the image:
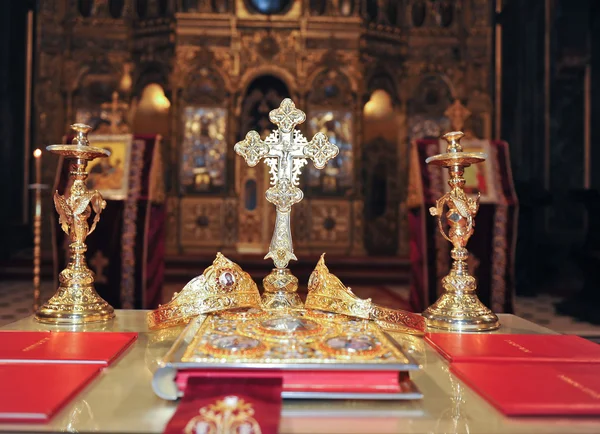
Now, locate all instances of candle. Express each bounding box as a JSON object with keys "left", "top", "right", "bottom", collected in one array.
[
  {"left": 33, "top": 148, "right": 41, "bottom": 185},
  {"left": 32, "top": 148, "right": 42, "bottom": 311}
]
